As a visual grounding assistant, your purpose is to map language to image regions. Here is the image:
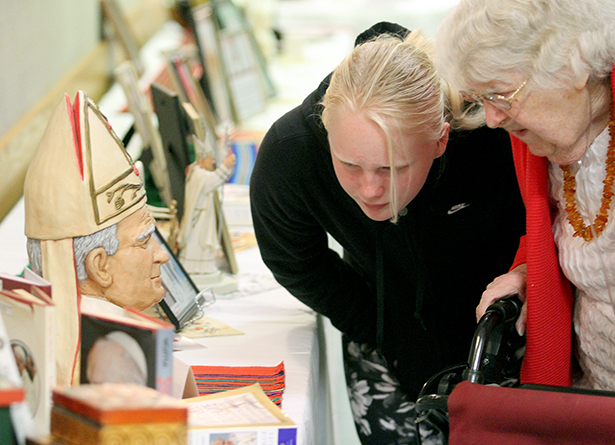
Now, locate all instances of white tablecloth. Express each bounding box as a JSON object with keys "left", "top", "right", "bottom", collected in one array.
[
  {"left": 0, "top": 198, "right": 334, "bottom": 445},
  {"left": 174, "top": 246, "right": 332, "bottom": 445}
]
